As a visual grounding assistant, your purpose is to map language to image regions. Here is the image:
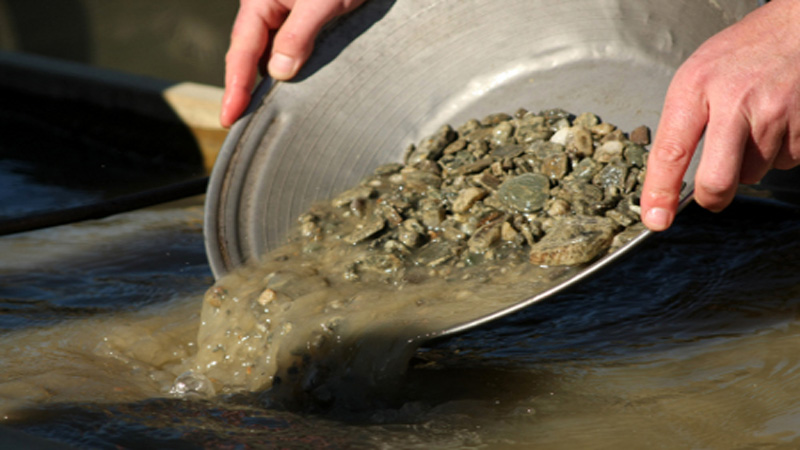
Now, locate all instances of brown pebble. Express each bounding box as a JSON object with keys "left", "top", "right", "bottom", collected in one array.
[
  {"left": 205, "top": 286, "right": 225, "bottom": 308},
  {"left": 630, "top": 125, "right": 651, "bottom": 145},
  {"left": 452, "top": 187, "right": 488, "bottom": 213},
  {"left": 501, "top": 222, "right": 518, "bottom": 241},
  {"left": 258, "top": 288, "right": 277, "bottom": 306}
]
